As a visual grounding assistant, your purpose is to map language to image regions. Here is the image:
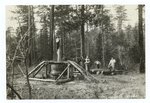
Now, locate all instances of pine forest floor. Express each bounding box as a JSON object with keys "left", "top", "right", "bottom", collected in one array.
[{"left": 8, "top": 71, "right": 145, "bottom": 99}]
